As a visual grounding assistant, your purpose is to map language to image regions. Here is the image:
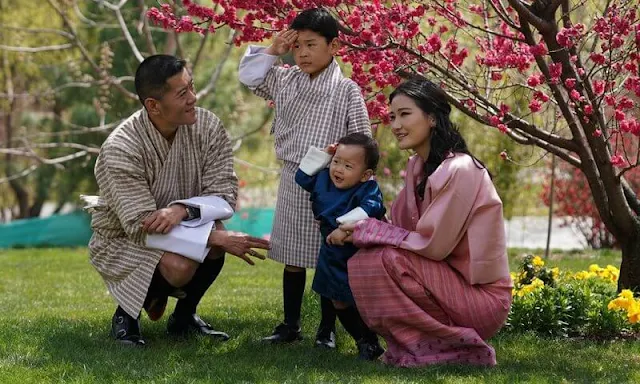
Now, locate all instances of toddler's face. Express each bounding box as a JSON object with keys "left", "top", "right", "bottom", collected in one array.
[
  {"left": 329, "top": 144, "right": 372, "bottom": 189},
  {"left": 291, "top": 29, "right": 338, "bottom": 78}
]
